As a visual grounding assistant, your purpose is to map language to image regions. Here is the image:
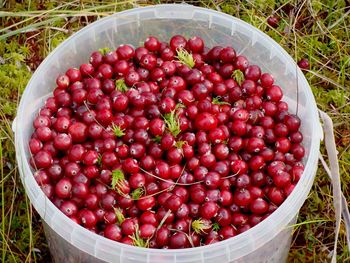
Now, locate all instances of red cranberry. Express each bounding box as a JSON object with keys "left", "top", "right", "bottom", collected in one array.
[
  {"left": 104, "top": 224, "right": 122, "bottom": 241},
  {"left": 298, "top": 58, "right": 310, "bottom": 70},
  {"left": 200, "top": 201, "right": 219, "bottom": 219},
  {"left": 169, "top": 232, "right": 189, "bottom": 249},
  {"left": 187, "top": 36, "right": 204, "bottom": 53},
  {"left": 267, "top": 16, "right": 279, "bottom": 28},
  {"left": 144, "top": 36, "right": 160, "bottom": 51},
  {"left": 169, "top": 35, "right": 187, "bottom": 51}
]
